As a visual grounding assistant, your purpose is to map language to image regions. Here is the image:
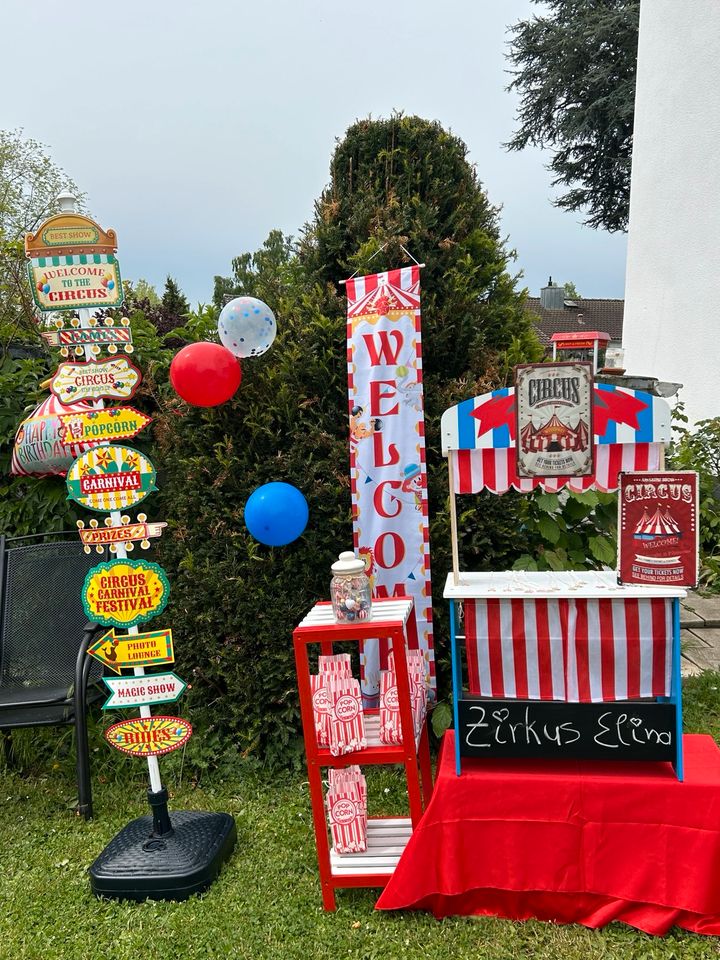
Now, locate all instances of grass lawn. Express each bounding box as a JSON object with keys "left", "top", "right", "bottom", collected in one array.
[{"left": 2, "top": 673, "right": 720, "bottom": 960}]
